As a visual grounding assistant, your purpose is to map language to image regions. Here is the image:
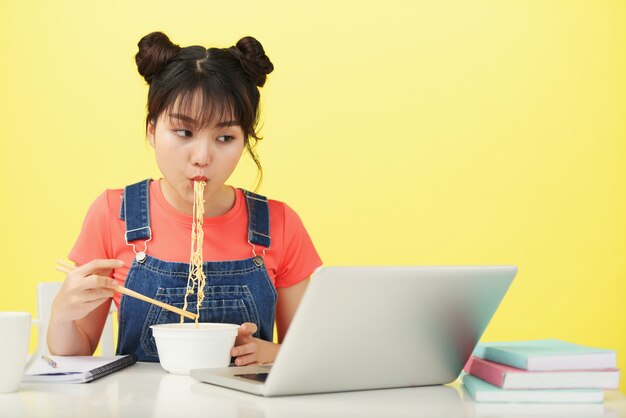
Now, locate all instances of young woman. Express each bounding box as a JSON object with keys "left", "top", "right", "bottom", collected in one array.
[{"left": 48, "top": 32, "right": 322, "bottom": 365}]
